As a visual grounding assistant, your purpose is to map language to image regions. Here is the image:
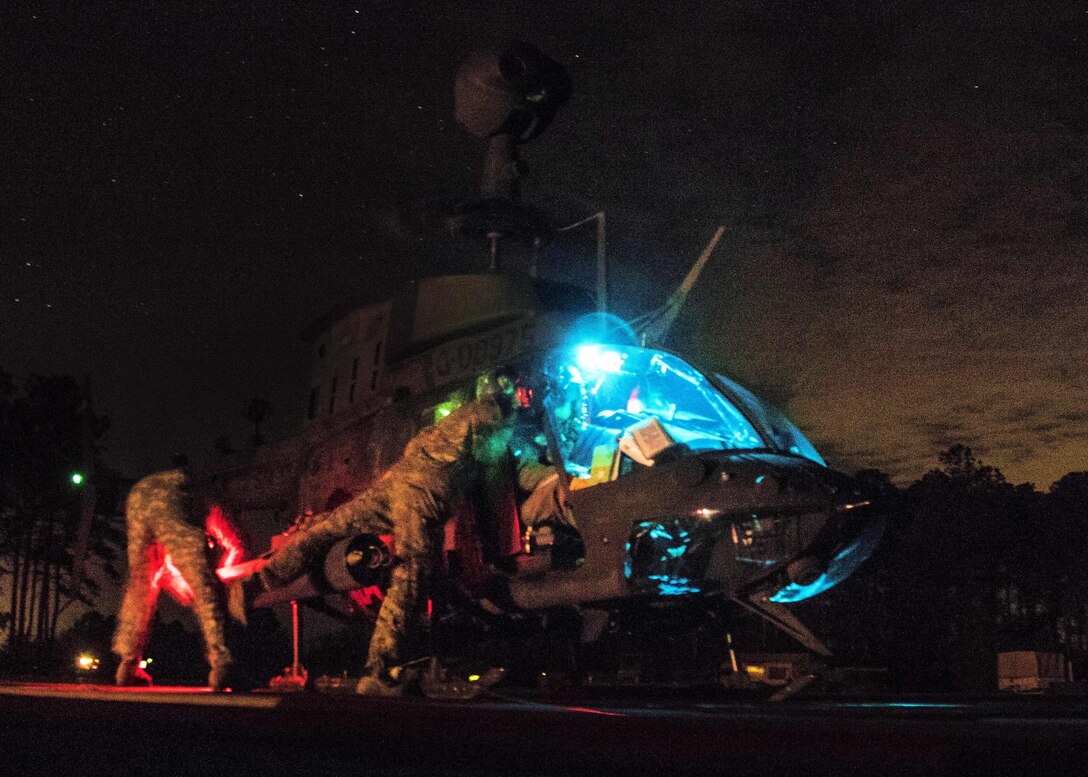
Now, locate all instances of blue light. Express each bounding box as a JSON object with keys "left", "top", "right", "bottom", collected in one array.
[
  {"left": 769, "top": 515, "right": 887, "bottom": 603},
  {"left": 575, "top": 344, "right": 625, "bottom": 375},
  {"left": 769, "top": 571, "right": 837, "bottom": 603},
  {"left": 564, "top": 312, "right": 639, "bottom": 350},
  {"left": 647, "top": 575, "right": 701, "bottom": 596},
  {"left": 737, "top": 557, "right": 776, "bottom": 567}
]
